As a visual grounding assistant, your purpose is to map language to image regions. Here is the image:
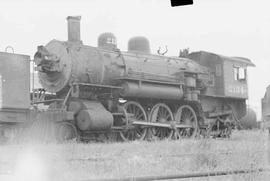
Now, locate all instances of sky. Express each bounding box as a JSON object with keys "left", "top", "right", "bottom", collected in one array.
[{"left": 0, "top": 0, "right": 269, "bottom": 119}]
